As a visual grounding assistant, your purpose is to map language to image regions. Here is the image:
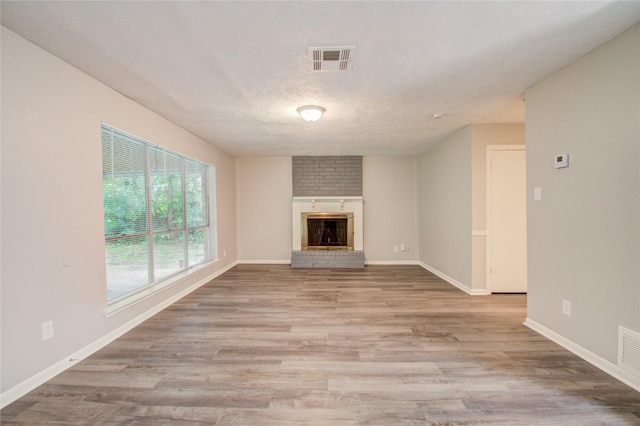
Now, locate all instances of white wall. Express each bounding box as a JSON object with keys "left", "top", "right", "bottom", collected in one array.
[
  {"left": 417, "top": 127, "right": 472, "bottom": 289},
  {"left": 471, "top": 124, "right": 525, "bottom": 291},
  {"left": 236, "top": 158, "right": 292, "bottom": 262},
  {"left": 0, "top": 27, "right": 237, "bottom": 397},
  {"left": 363, "top": 157, "right": 418, "bottom": 263},
  {"left": 525, "top": 24, "right": 639, "bottom": 372}
]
